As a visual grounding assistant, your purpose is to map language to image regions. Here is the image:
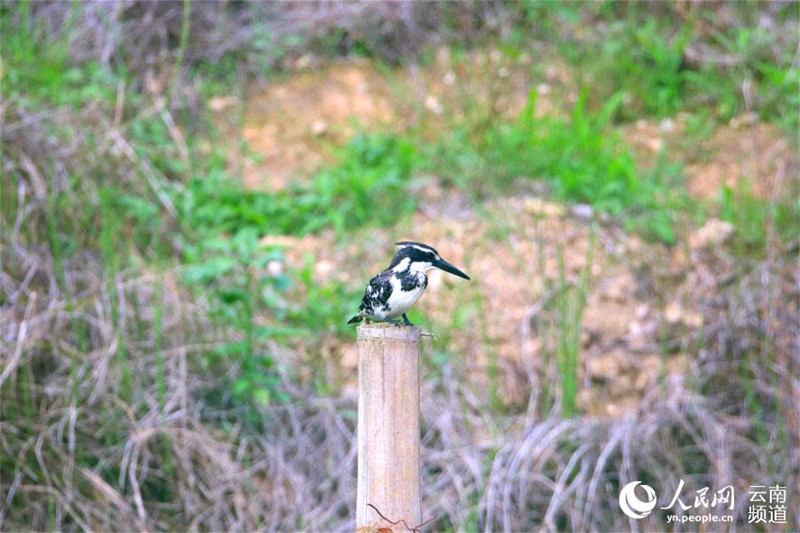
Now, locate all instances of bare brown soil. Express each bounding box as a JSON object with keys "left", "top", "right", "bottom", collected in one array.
[
  {"left": 240, "top": 62, "right": 395, "bottom": 190},
  {"left": 687, "top": 119, "right": 796, "bottom": 201},
  {"left": 219, "top": 49, "right": 564, "bottom": 190}
]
